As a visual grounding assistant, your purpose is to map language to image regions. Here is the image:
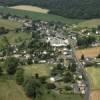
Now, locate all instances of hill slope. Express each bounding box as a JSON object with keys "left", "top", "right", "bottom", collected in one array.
[{"left": 0, "top": 0, "right": 100, "bottom": 19}]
